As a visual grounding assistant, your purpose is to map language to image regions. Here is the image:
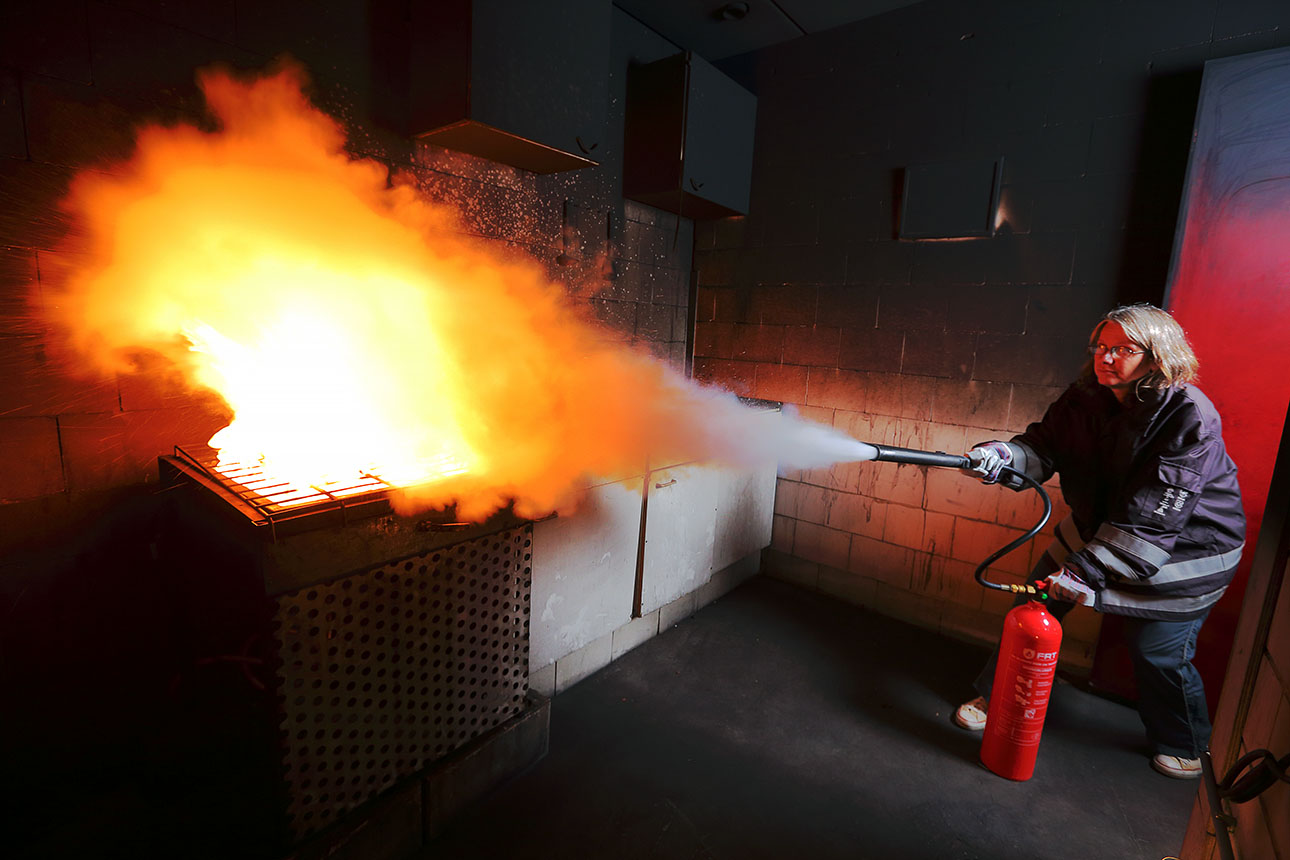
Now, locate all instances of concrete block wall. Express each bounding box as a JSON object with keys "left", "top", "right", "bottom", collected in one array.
[{"left": 696, "top": 0, "right": 1290, "bottom": 667}]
